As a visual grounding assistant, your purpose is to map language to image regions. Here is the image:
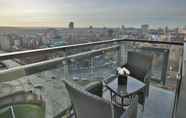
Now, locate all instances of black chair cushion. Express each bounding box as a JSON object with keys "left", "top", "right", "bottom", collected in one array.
[{"left": 122, "top": 64, "right": 146, "bottom": 82}]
